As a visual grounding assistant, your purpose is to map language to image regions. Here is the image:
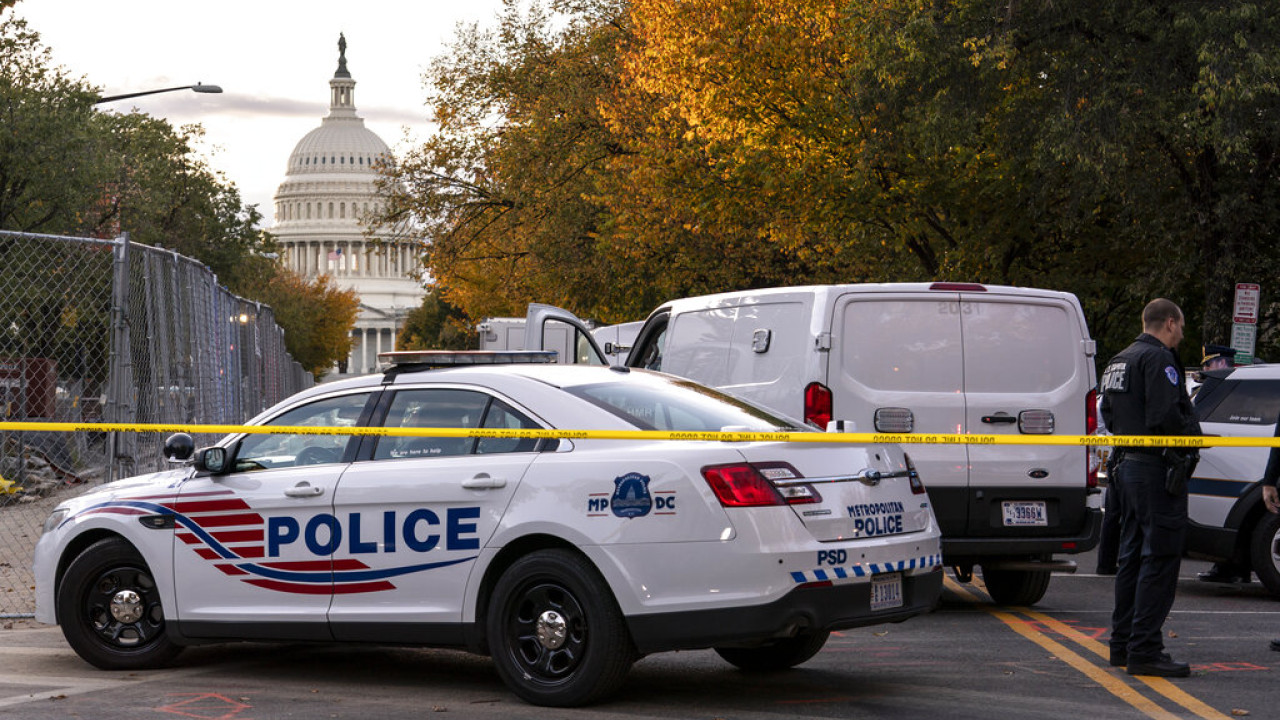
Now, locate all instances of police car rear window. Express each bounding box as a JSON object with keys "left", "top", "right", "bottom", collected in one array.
[
  {"left": 1197, "top": 379, "right": 1280, "bottom": 425},
  {"left": 564, "top": 378, "right": 804, "bottom": 432}
]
